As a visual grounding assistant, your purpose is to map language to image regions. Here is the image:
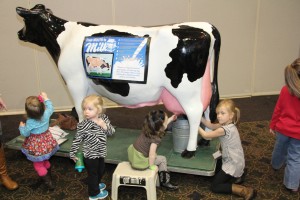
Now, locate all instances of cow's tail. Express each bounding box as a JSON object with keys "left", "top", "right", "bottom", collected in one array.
[{"left": 209, "top": 26, "right": 221, "bottom": 122}]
